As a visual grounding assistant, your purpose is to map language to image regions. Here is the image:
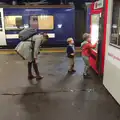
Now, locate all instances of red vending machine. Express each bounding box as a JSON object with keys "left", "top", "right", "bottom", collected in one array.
[{"left": 89, "top": 0, "right": 108, "bottom": 75}]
